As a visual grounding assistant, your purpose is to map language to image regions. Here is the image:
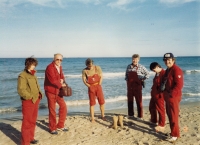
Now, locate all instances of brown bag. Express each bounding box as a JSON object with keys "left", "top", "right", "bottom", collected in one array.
[{"left": 58, "top": 84, "right": 72, "bottom": 97}]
